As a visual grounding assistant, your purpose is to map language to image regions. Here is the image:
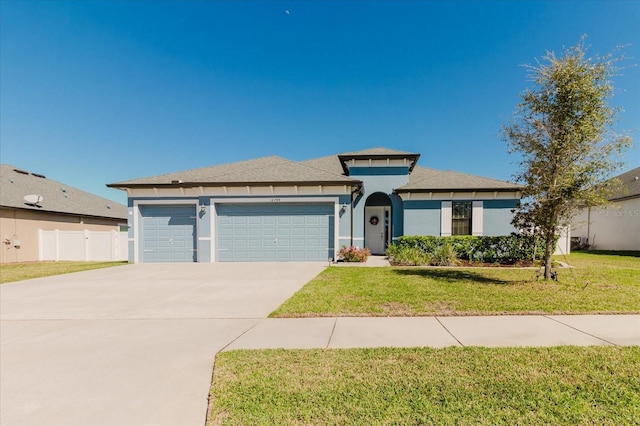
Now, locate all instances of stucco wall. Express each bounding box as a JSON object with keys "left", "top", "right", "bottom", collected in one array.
[
  {"left": 0, "top": 208, "right": 125, "bottom": 263},
  {"left": 483, "top": 200, "right": 519, "bottom": 236},
  {"left": 571, "top": 198, "right": 640, "bottom": 251},
  {"left": 351, "top": 168, "right": 410, "bottom": 246},
  {"left": 403, "top": 200, "right": 440, "bottom": 235}
]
